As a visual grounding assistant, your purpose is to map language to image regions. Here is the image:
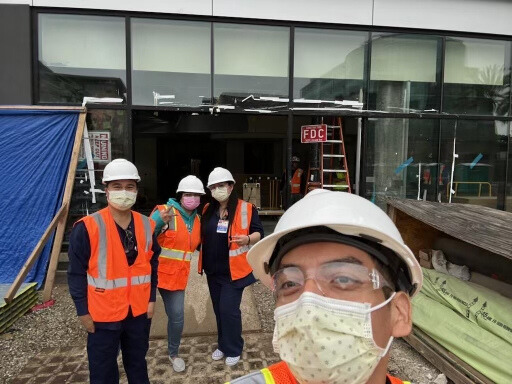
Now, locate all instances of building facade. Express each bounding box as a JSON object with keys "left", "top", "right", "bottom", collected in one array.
[{"left": 1, "top": 0, "right": 512, "bottom": 216}]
